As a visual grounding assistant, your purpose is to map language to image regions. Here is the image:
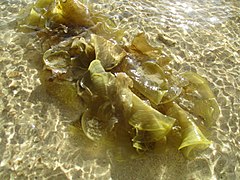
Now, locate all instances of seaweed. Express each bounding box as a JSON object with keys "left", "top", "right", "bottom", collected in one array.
[{"left": 18, "top": 0, "right": 220, "bottom": 158}]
